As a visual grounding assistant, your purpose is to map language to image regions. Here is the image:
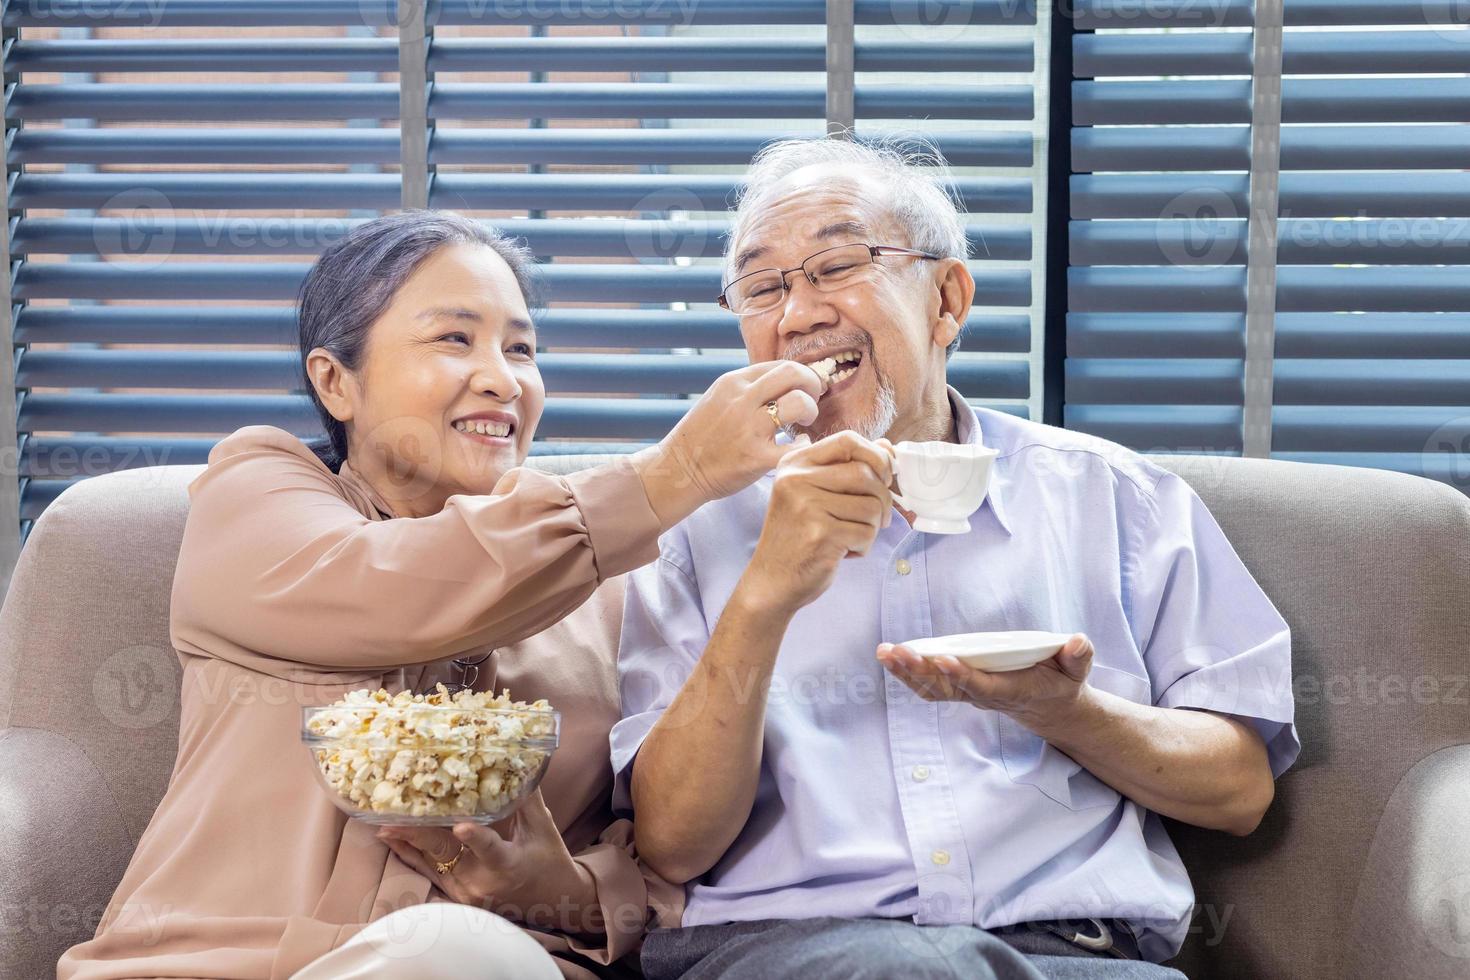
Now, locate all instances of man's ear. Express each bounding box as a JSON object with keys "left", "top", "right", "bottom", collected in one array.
[
  {"left": 305, "top": 347, "right": 357, "bottom": 424},
  {"left": 930, "top": 257, "right": 975, "bottom": 353}
]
